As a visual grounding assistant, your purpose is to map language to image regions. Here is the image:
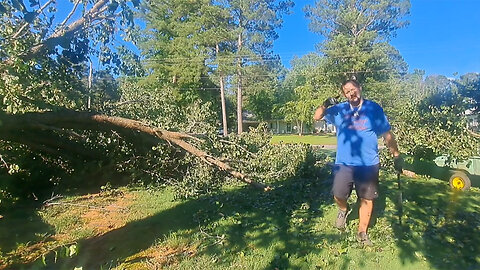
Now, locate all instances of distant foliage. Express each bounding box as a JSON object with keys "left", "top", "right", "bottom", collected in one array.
[{"left": 389, "top": 74, "right": 480, "bottom": 161}]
